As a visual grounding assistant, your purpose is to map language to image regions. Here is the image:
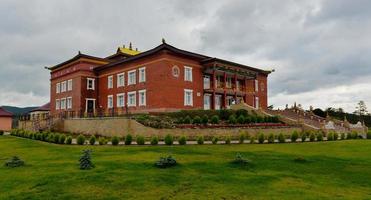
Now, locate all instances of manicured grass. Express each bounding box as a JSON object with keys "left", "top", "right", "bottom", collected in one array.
[{"left": 1, "top": 136, "right": 371, "bottom": 199}]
